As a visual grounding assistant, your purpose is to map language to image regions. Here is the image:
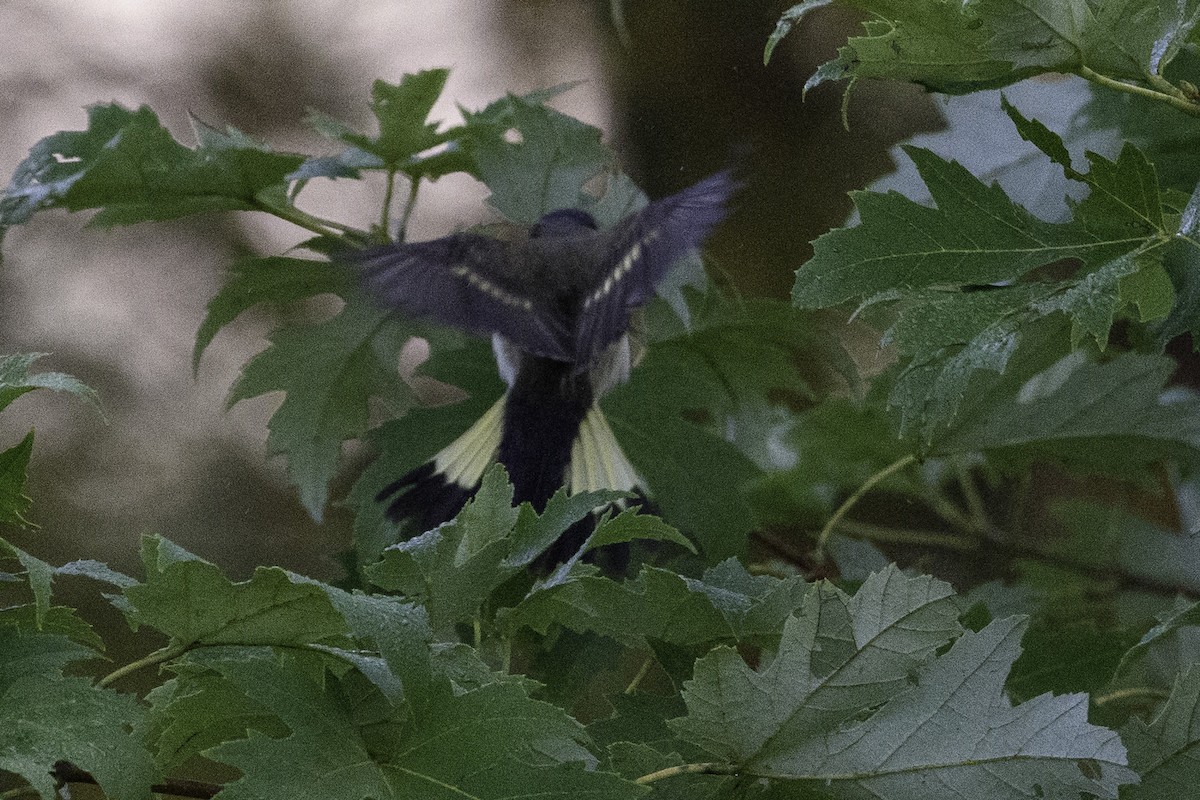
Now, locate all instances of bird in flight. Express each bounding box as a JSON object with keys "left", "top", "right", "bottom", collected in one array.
[{"left": 350, "top": 170, "right": 738, "bottom": 559}]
